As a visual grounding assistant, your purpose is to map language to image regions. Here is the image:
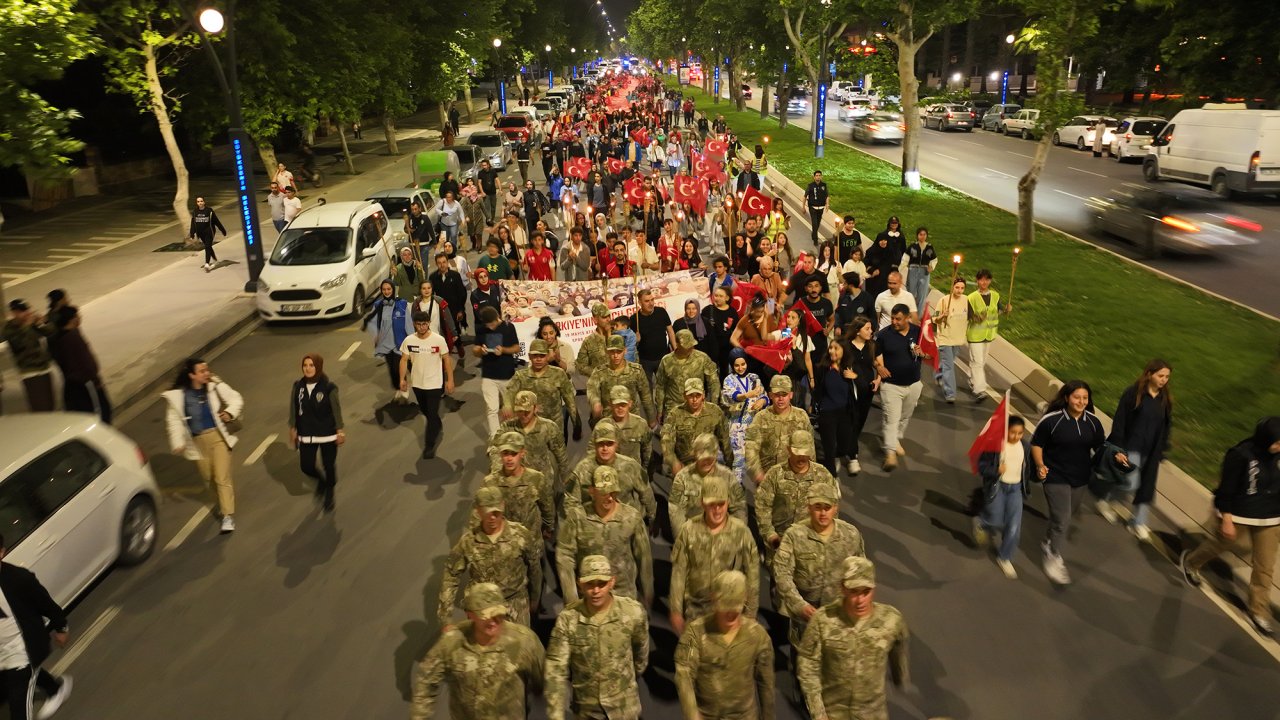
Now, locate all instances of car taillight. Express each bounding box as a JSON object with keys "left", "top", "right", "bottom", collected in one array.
[
  {"left": 867, "top": 123, "right": 880, "bottom": 131},
  {"left": 1125, "top": 132, "right": 1133, "bottom": 141},
  {"left": 970, "top": 111, "right": 975, "bottom": 118},
  {"left": 946, "top": 112, "right": 953, "bottom": 118},
  {"left": 1226, "top": 216, "right": 1262, "bottom": 232},
  {"left": 1249, "top": 151, "right": 1261, "bottom": 175},
  {"left": 1160, "top": 216, "right": 1200, "bottom": 233}
]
